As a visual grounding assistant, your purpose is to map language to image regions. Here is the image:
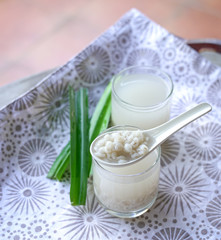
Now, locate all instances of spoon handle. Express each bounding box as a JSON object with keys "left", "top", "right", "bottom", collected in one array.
[{"left": 148, "top": 103, "right": 212, "bottom": 148}]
